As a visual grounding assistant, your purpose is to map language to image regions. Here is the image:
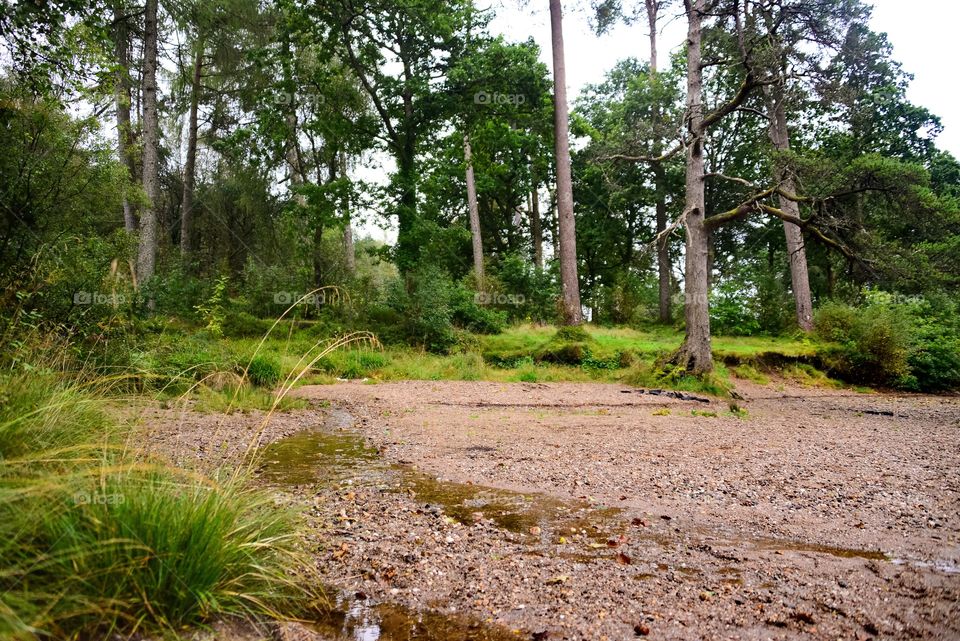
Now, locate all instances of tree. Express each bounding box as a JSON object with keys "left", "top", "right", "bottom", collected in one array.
[
  {"left": 549, "top": 0, "right": 583, "bottom": 325},
  {"left": 673, "top": 0, "right": 711, "bottom": 373},
  {"left": 179, "top": 33, "right": 203, "bottom": 258},
  {"left": 464, "top": 135, "right": 484, "bottom": 280},
  {"left": 319, "top": 0, "right": 475, "bottom": 273},
  {"left": 136, "top": 0, "right": 160, "bottom": 284},
  {"left": 647, "top": 0, "right": 673, "bottom": 323},
  {"left": 588, "top": 0, "right": 678, "bottom": 323},
  {"left": 111, "top": 0, "right": 138, "bottom": 234}
]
